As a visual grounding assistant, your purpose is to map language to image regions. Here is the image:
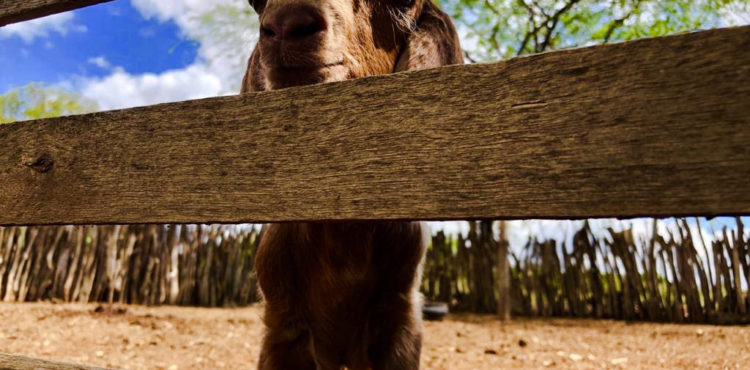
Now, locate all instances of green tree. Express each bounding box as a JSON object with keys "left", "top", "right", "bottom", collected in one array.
[
  {"left": 437, "top": 0, "right": 750, "bottom": 61},
  {"left": 0, "top": 83, "right": 97, "bottom": 124}
]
